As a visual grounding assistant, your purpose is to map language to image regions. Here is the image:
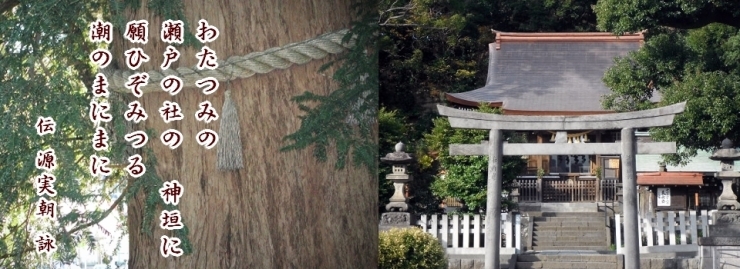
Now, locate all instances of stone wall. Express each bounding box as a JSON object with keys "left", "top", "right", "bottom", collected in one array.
[{"left": 700, "top": 246, "right": 740, "bottom": 268}]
